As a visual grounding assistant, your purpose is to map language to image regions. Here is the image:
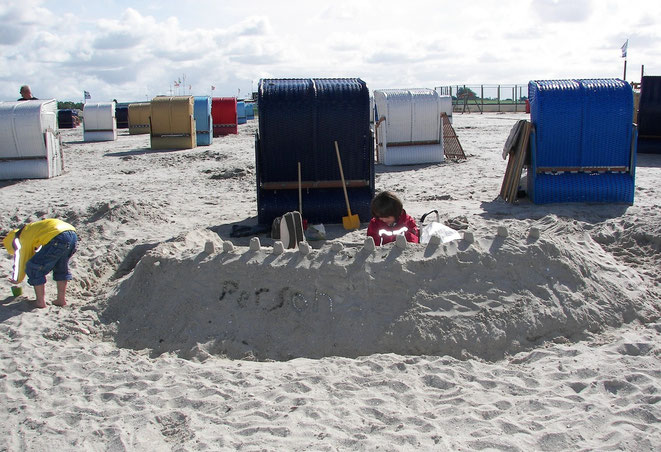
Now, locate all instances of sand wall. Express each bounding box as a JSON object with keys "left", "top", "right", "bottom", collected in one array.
[{"left": 101, "top": 226, "right": 657, "bottom": 361}]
